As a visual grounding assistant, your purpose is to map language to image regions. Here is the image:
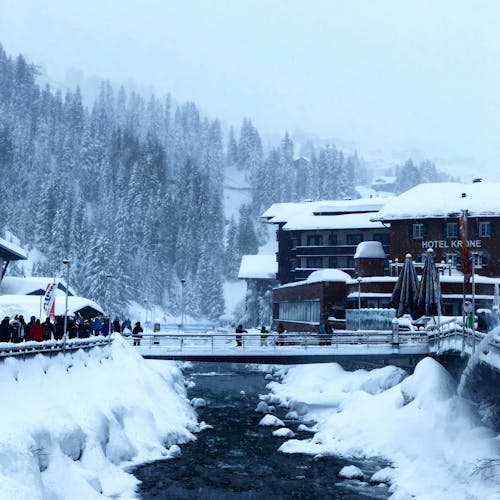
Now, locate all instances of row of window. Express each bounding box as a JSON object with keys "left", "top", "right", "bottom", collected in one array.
[
  {"left": 410, "top": 221, "right": 495, "bottom": 240},
  {"left": 277, "top": 301, "right": 320, "bottom": 323},
  {"left": 293, "top": 233, "right": 390, "bottom": 247},
  {"left": 299, "top": 256, "right": 356, "bottom": 270}
]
